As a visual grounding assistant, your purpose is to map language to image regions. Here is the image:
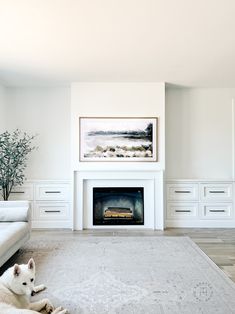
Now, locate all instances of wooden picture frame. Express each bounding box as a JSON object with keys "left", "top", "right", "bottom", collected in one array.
[{"left": 79, "top": 117, "right": 158, "bottom": 162}]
